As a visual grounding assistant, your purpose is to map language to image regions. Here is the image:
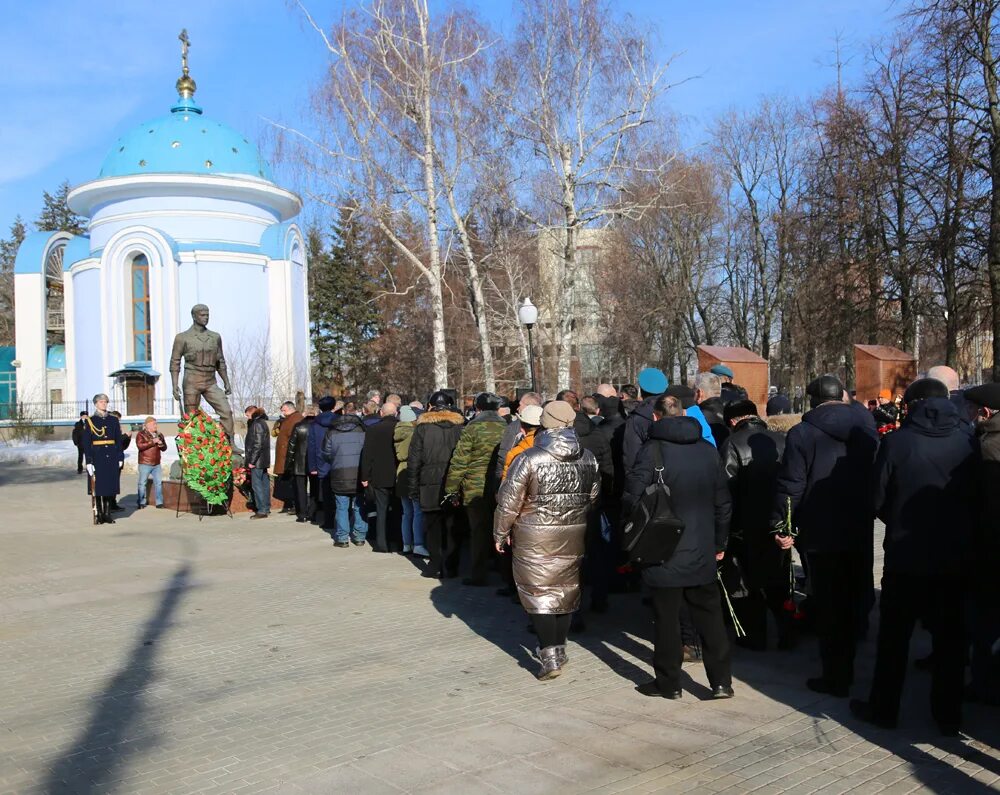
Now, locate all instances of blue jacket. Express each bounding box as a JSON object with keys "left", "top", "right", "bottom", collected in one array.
[
  {"left": 684, "top": 405, "right": 717, "bottom": 448},
  {"left": 321, "top": 414, "right": 366, "bottom": 494},
  {"left": 308, "top": 410, "right": 337, "bottom": 477}
]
